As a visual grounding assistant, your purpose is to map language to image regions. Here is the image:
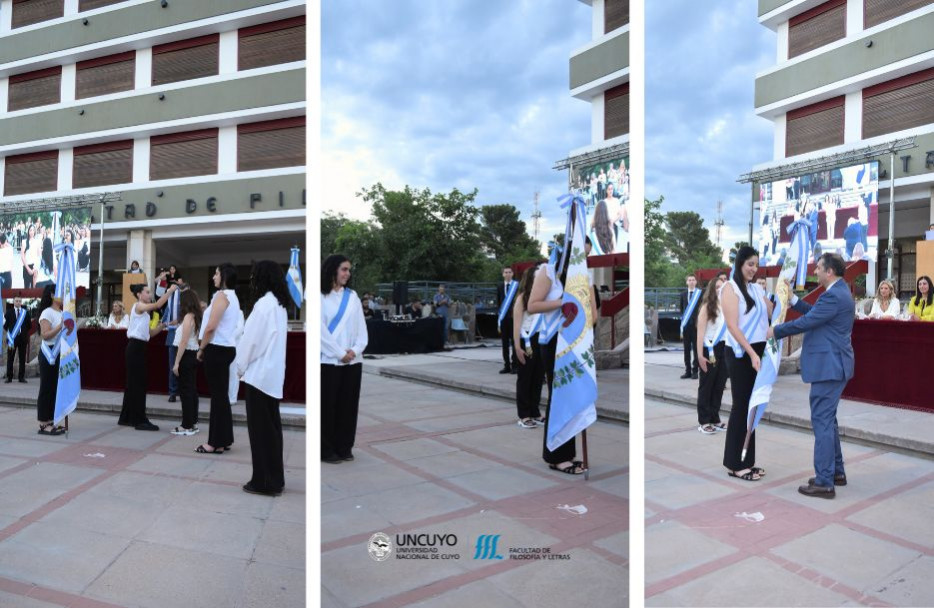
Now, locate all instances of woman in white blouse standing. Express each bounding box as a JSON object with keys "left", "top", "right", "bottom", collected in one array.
[
  {"left": 36, "top": 285, "right": 70, "bottom": 435},
  {"left": 196, "top": 263, "right": 241, "bottom": 454},
  {"left": 321, "top": 254, "right": 368, "bottom": 464},
  {"left": 236, "top": 261, "right": 290, "bottom": 495},
  {"left": 118, "top": 282, "right": 177, "bottom": 431}
]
